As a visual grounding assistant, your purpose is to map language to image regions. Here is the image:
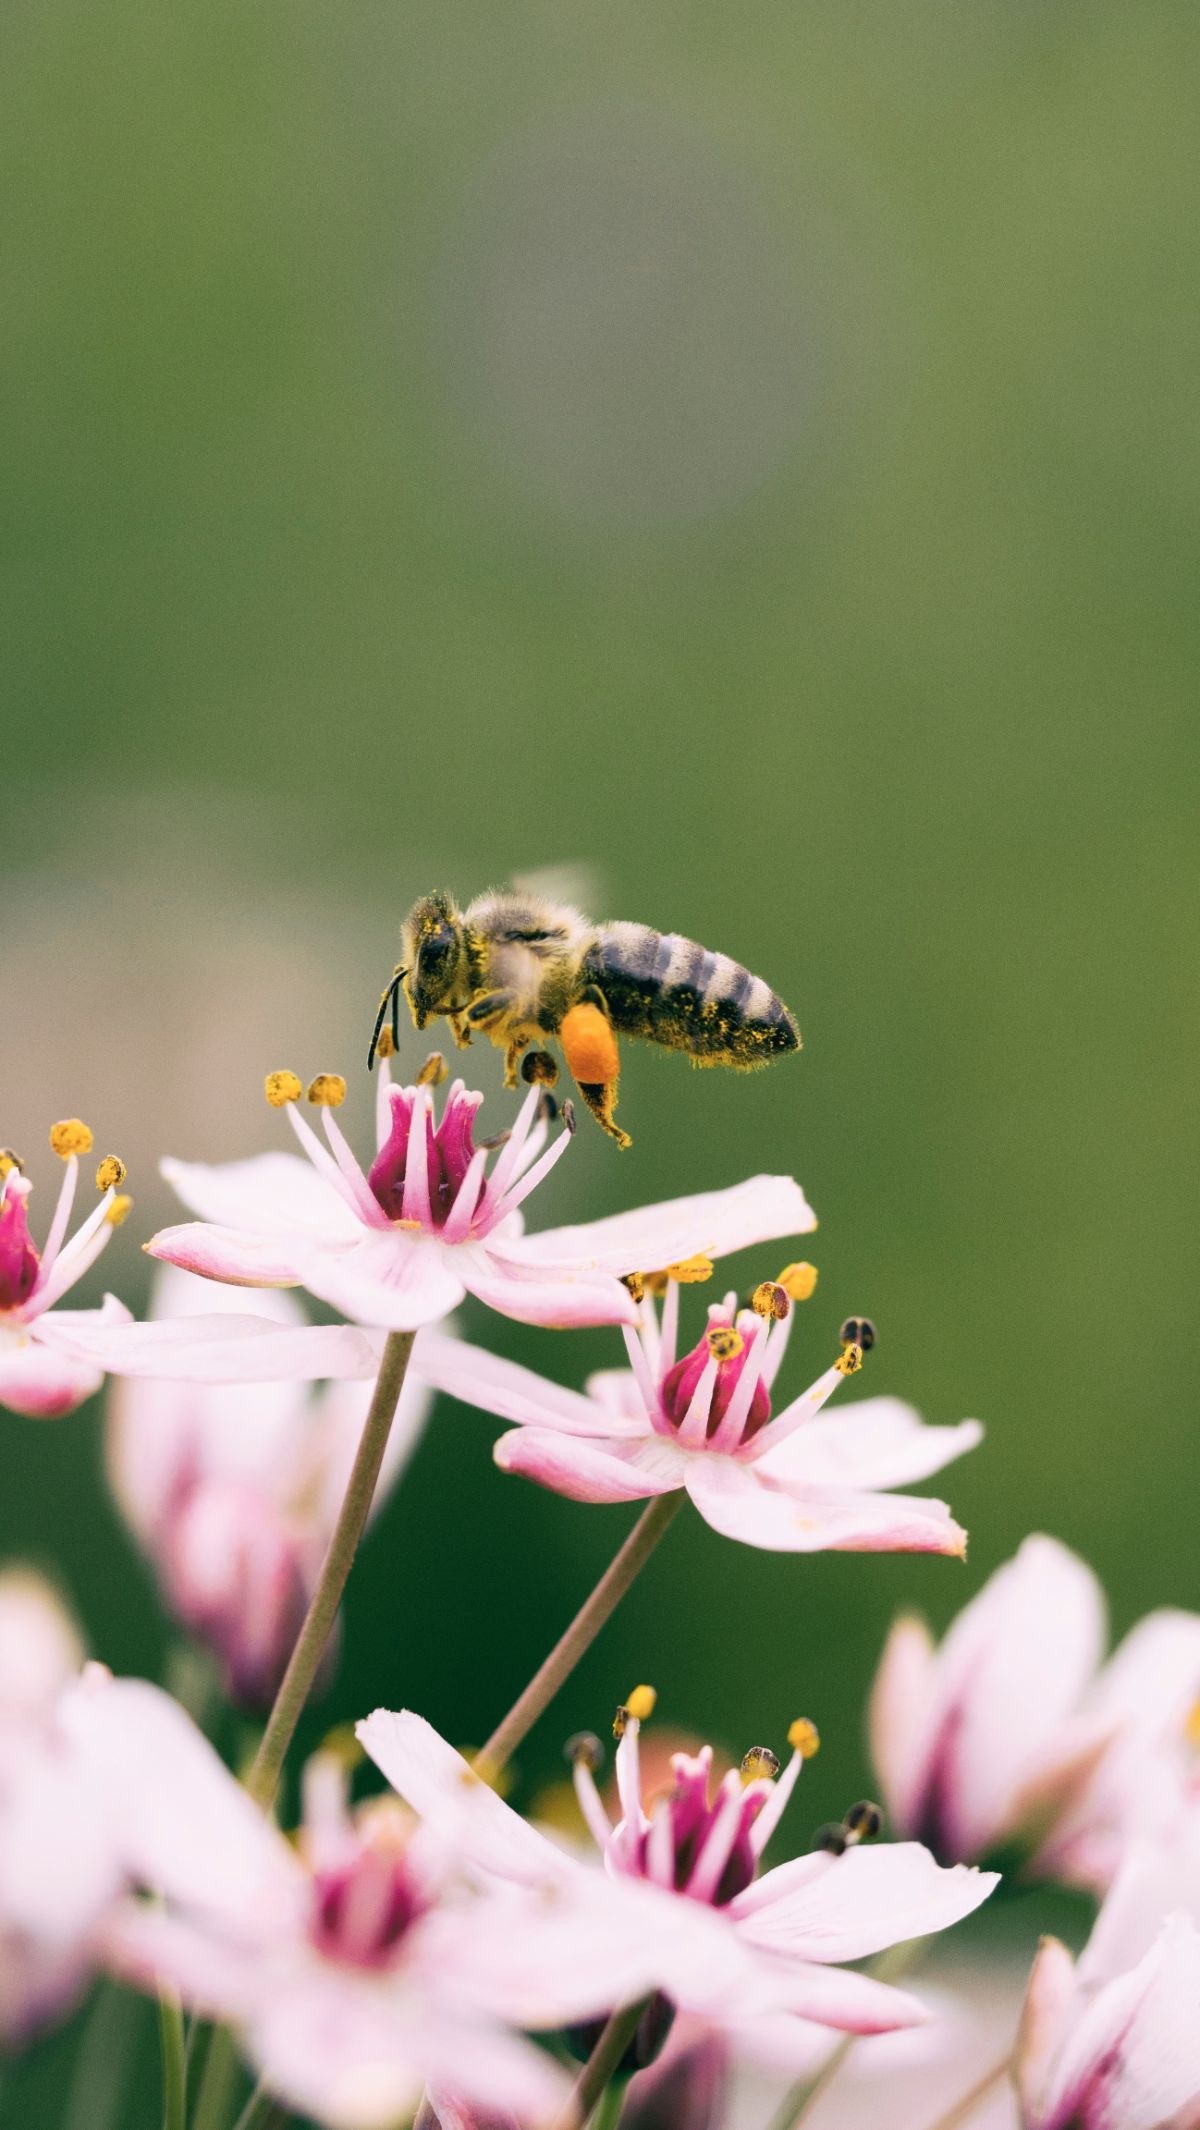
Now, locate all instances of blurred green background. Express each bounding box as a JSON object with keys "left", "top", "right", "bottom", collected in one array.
[{"left": 3, "top": 0, "right": 1197, "bottom": 2116}]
